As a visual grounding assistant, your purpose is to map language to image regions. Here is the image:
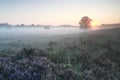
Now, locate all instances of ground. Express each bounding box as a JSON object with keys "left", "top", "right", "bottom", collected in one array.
[{"left": 0, "top": 26, "right": 120, "bottom": 80}]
